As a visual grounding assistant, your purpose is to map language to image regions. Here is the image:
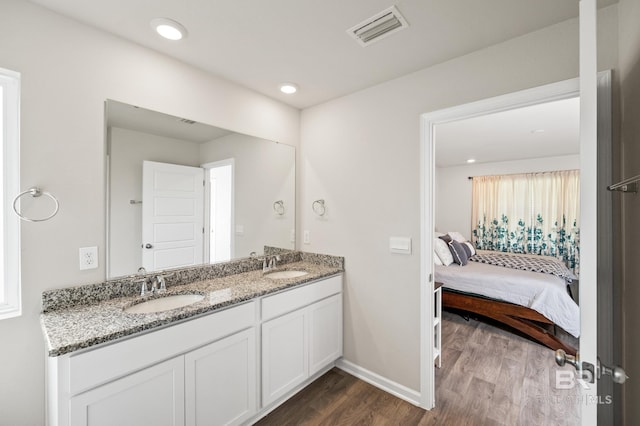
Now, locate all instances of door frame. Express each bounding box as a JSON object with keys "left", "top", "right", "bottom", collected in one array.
[
  {"left": 420, "top": 76, "right": 587, "bottom": 410},
  {"left": 202, "top": 158, "right": 235, "bottom": 263}
]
